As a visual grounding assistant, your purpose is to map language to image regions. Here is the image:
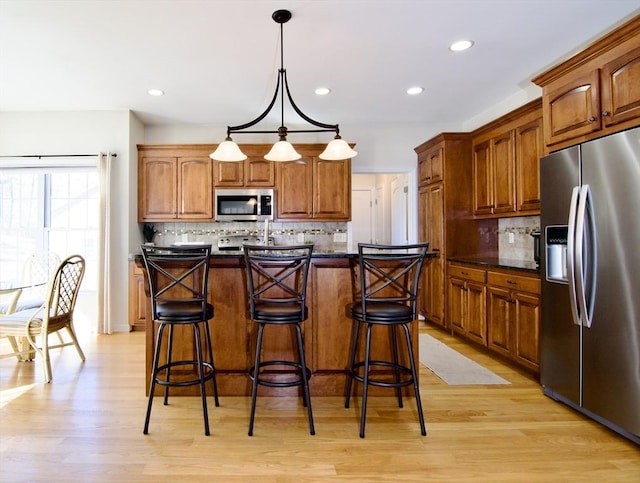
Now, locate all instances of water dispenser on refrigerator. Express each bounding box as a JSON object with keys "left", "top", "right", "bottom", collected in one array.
[{"left": 546, "top": 225, "right": 568, "bottom": 283}]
